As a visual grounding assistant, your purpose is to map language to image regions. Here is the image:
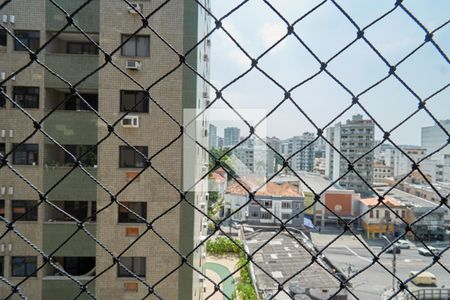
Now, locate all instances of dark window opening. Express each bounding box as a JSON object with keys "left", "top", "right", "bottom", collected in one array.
[
  {"left": 12, "top": 143, "right": 39, "bottom": 165},
  {"left": 49, "top": 201, "right": 96, "bottom": 222},
  {"left": 64, "top": 145, "right": 97, "bottom": 167},
  {"left": 12, "top": 256, "right": 37, "bottom": 277},
  {"left": 0, "top": 86, "right": 6, "bottom": 107},
  {"left": 12, "top": 200, "right": 38, "bottom": 221},
  {"left": 0, "top": 29, "right": 6, "bottom": 47},
  {"left": 119, "top": 146, "right": 148, "bottom": 168},
  {"left": 121, "top": 35, "right": 150, "bottom": 57},
  {"left": 13, "top": 86, "right": 39, "bottom": 108},
  {"left": 66, "top": 42, "right": 98, "bottom": 55},
  {"left": 0, "top": 257, "right": 3, "bottom": 276},
  {"left": 120, "top": 90, "right": 148, "bottom": 113},
  {"left": 118, "top": 257, "right": 146, "bottom": 277},
  {"left": 0, "top": 143, "right": 4, "bottom": 157},
  {"left": 14, "top": 30, "right": 40, "bottom": 52},
  {"left": 65, "top": 93, "right": 98, "bottom": 111},
  {"left": 52, "top": 257, "right": 95, "bottom": 276},
  {"left": 0, "top": 200, "right": 4, "bottom": 218},
  {"left": 118, "top": 202, "right": 147, "bottom": 223}
]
